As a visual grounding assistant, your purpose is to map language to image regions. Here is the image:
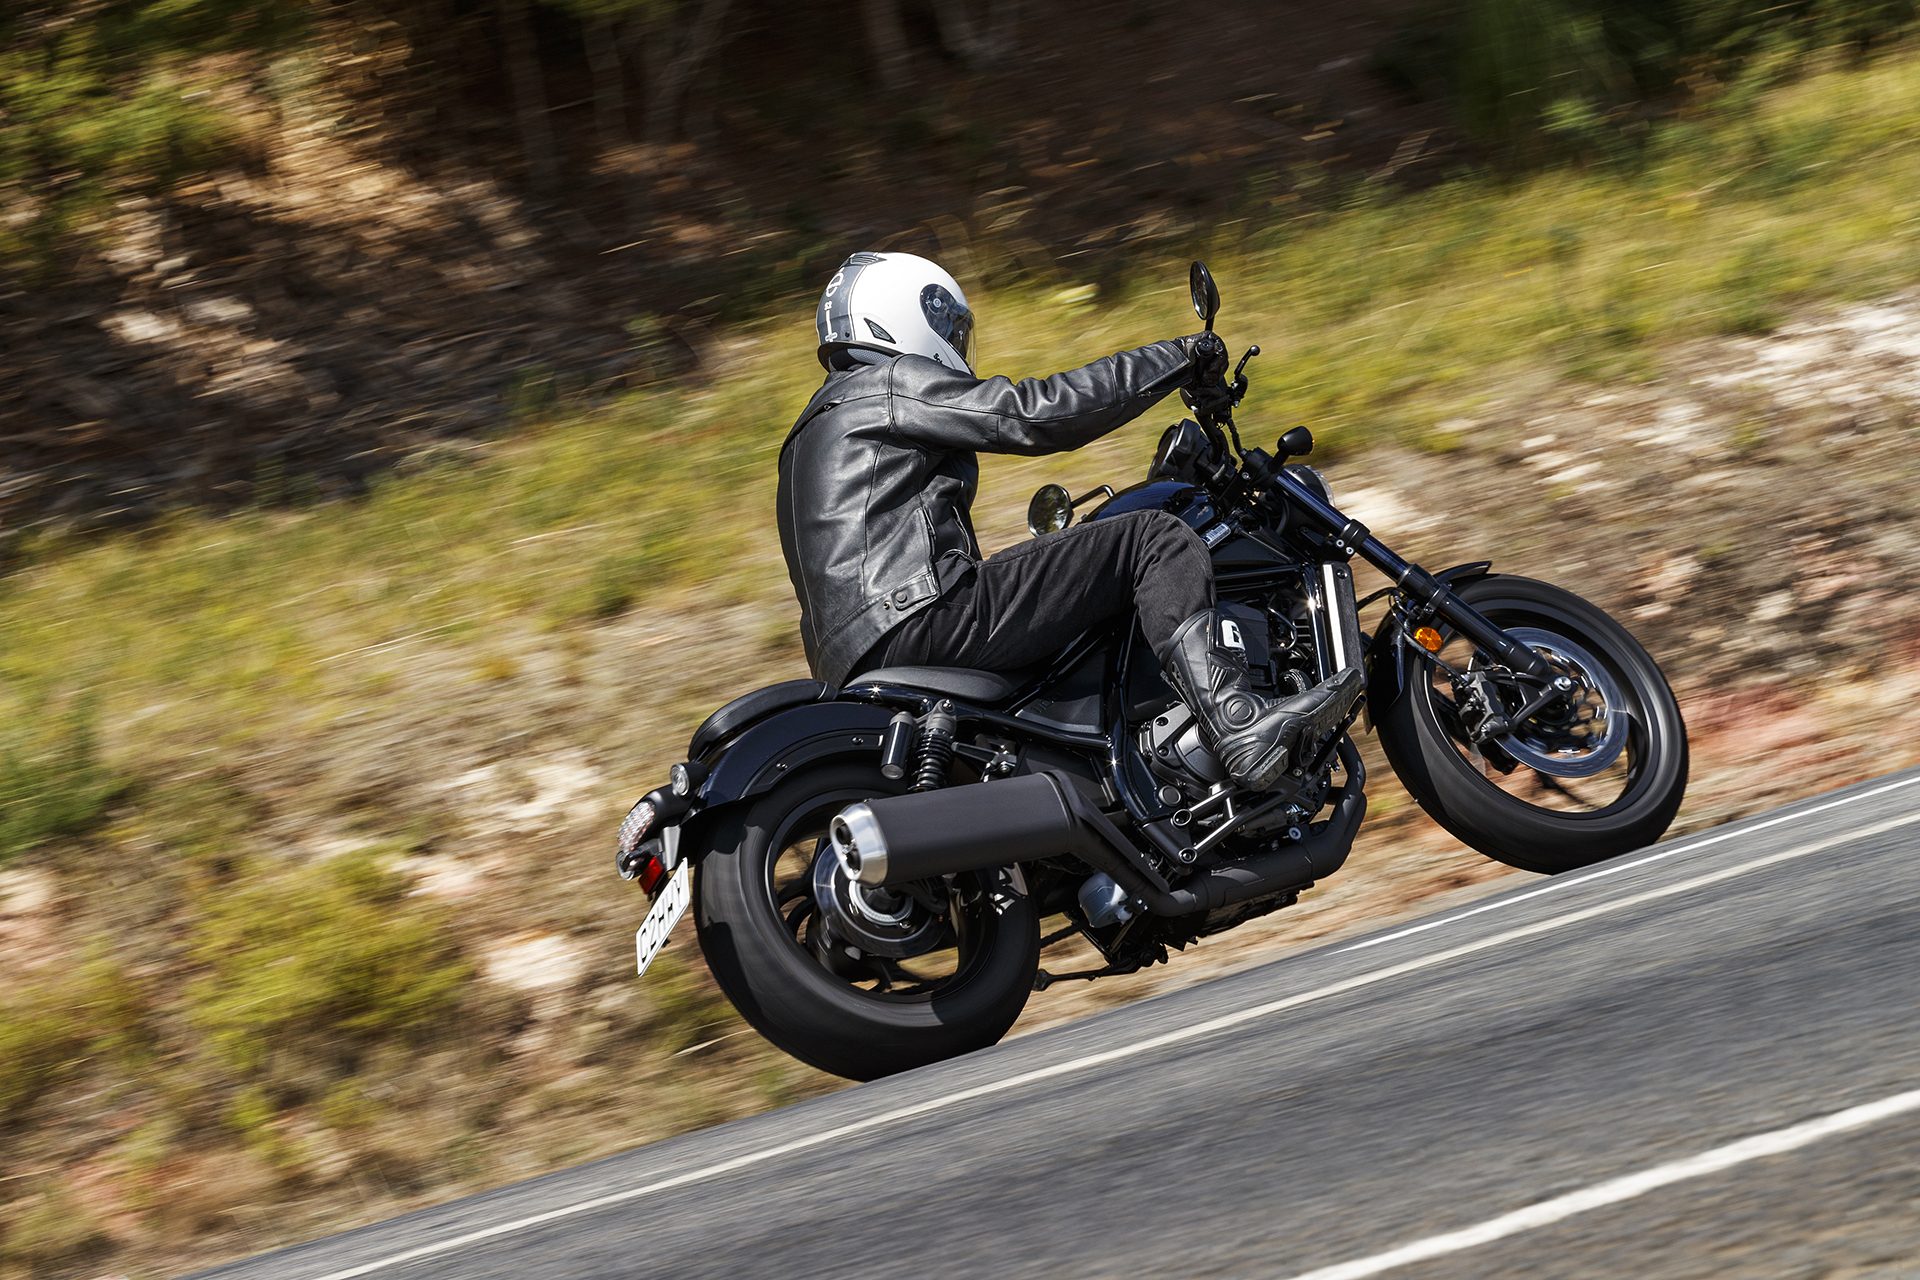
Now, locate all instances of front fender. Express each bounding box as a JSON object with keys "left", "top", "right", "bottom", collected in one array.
[
  {"left": 1364, "top": 561, "right": 1494, "bottom": 717},
  {"left": 678, "top": 700, "right": 894, "bottom": 853}
]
